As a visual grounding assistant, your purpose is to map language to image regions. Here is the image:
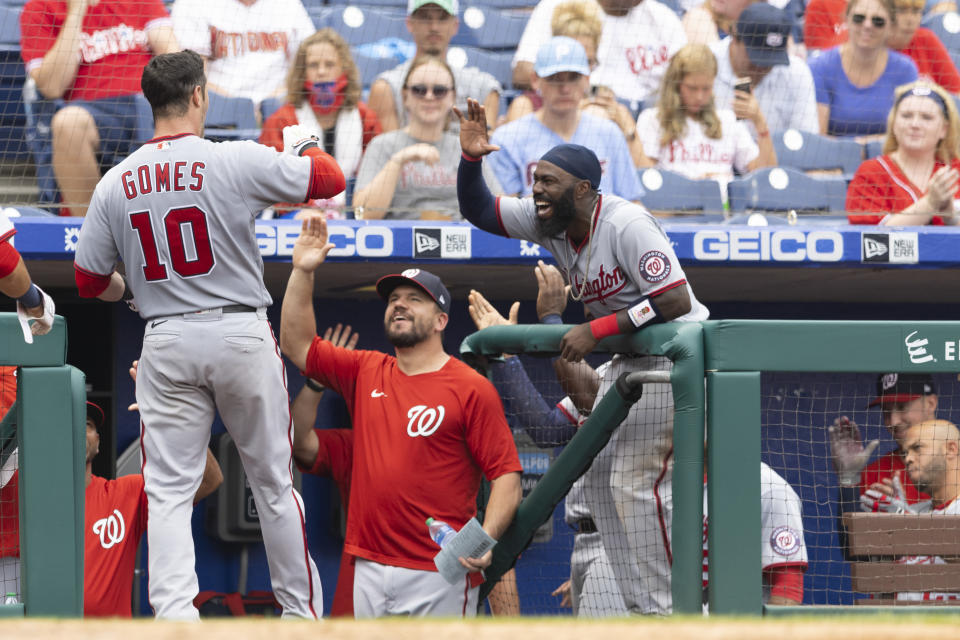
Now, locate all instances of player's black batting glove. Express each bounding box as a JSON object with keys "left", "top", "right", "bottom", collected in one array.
[{"left": 282, "top": 125, "right": 320, "bottom": 156}]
